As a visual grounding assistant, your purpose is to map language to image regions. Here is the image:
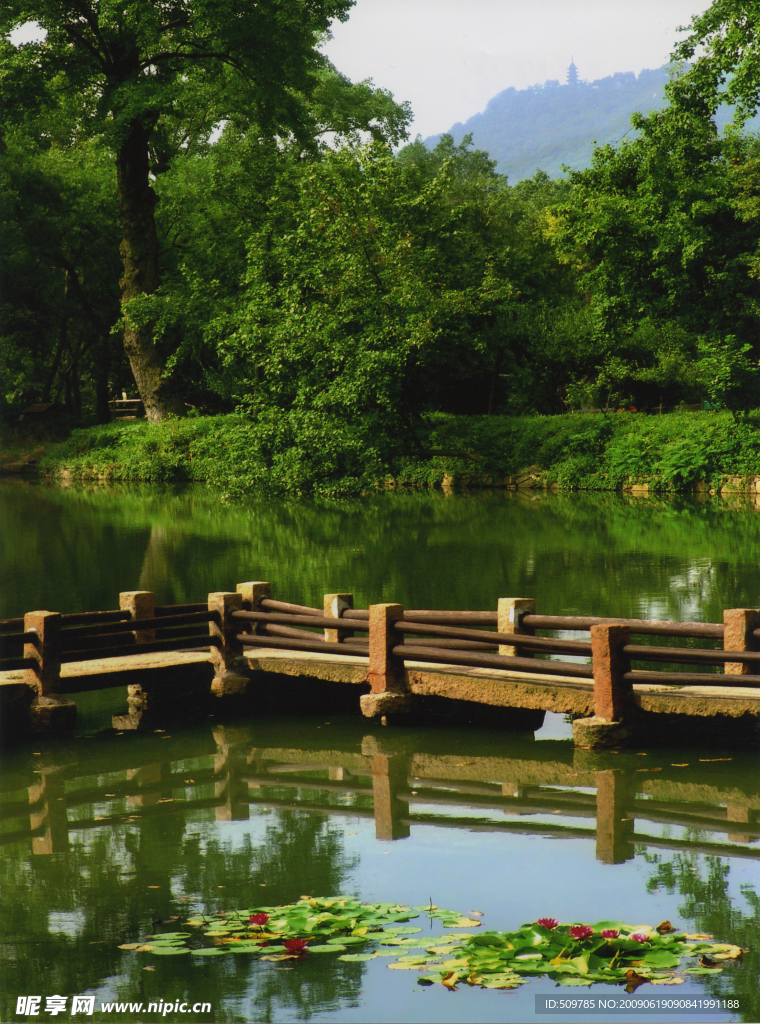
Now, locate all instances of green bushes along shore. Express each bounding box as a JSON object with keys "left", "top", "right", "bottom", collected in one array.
[{"left": 34, "top": 409, "right": 760, "bottom": 499}]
